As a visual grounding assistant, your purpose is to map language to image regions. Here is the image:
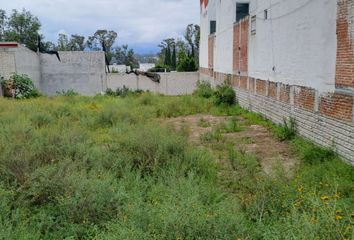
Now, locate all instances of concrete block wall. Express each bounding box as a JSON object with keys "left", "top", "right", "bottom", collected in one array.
[
  {"left": 0, "top": 43, "right": 41, "bottom": 88},
  {"left": 107, "top": 72, "right": 199, "bottom": 96},
  {"left": 39, "top": 51, "right": 106, "bottom": 96}
]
